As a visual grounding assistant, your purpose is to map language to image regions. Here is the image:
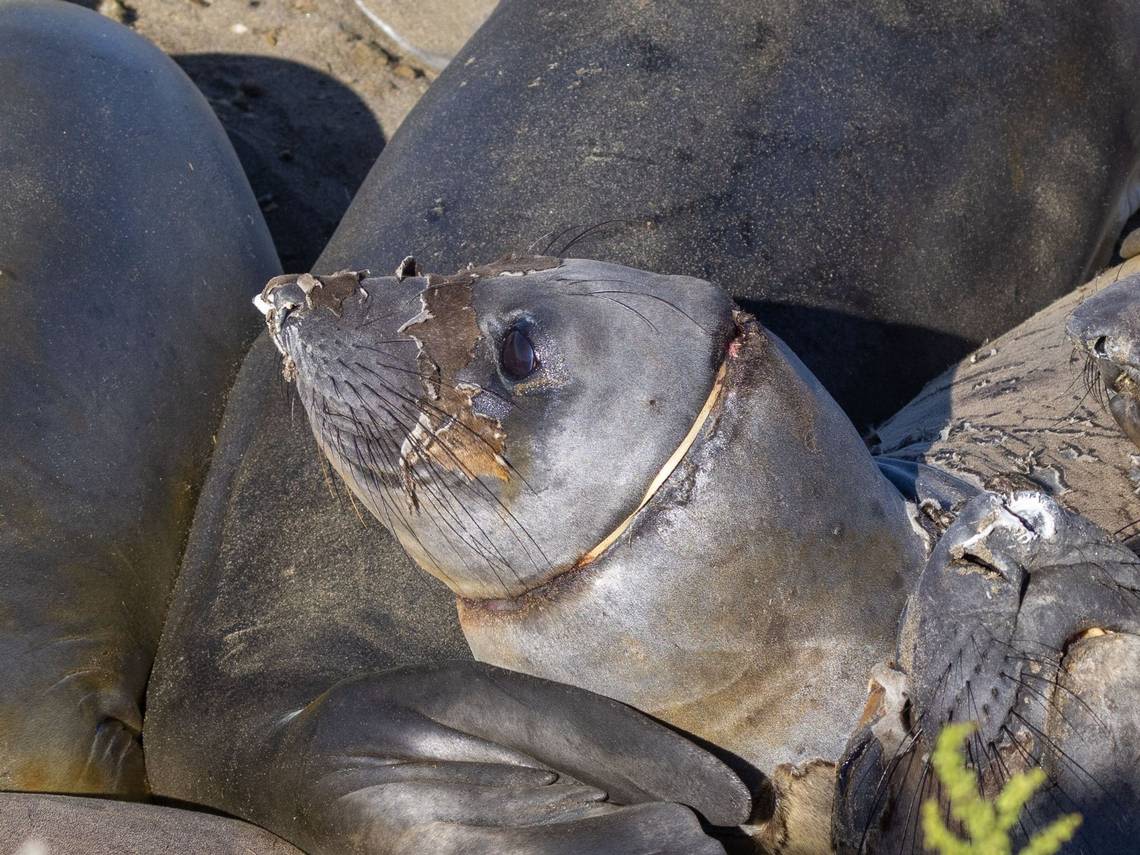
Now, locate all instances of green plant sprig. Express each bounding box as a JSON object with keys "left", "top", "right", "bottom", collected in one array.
[{"left": 921, "top": 722, "right": 1081, "bottom": 855}]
